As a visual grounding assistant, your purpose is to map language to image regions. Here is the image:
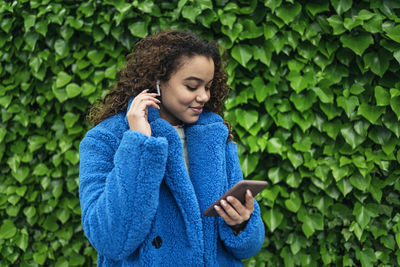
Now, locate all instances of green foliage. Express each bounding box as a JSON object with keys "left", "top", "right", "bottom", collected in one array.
[{"left": 0, "top": 0, "right": 399, "bottom": 266}]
